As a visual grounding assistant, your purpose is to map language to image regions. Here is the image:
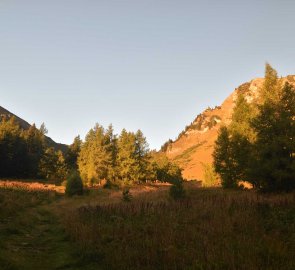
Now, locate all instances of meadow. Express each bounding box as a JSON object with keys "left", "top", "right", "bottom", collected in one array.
[{"left": 0, "top": 181, "right": 295, "bottom": 270}]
